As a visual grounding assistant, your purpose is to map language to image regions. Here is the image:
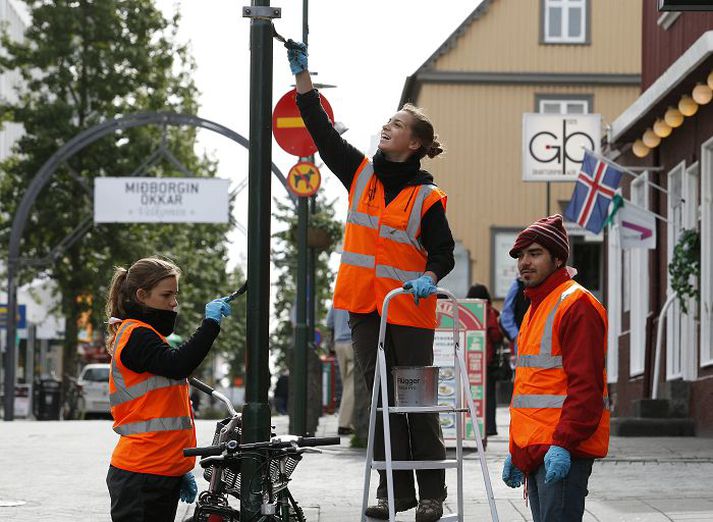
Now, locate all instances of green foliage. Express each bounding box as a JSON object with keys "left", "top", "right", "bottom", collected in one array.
[
  {"left": 270, "top": 195, "right": 342, "bottom": 370},
  {"left": 0, "top": 0, "right": 232, "bottom": 376},
  {"left": 668, "top": 229, "right": 700, "bottom": 315}
]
